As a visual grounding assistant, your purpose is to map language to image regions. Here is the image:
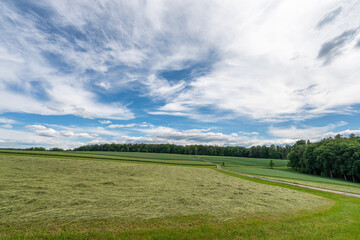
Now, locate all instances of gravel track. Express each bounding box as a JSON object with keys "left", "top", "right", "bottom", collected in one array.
[{"left": 216, "top": 165, "right": 360, "bottom": 199}]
